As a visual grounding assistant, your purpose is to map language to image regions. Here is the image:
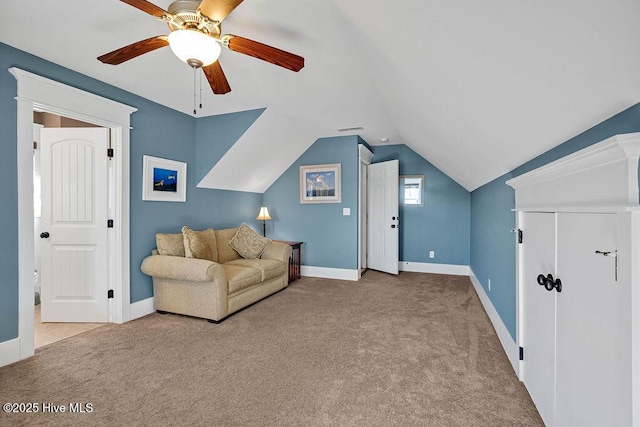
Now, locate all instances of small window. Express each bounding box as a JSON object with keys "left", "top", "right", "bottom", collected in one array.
[{"left": 400, "top": 175, "right": 424, "bottom": 206}]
